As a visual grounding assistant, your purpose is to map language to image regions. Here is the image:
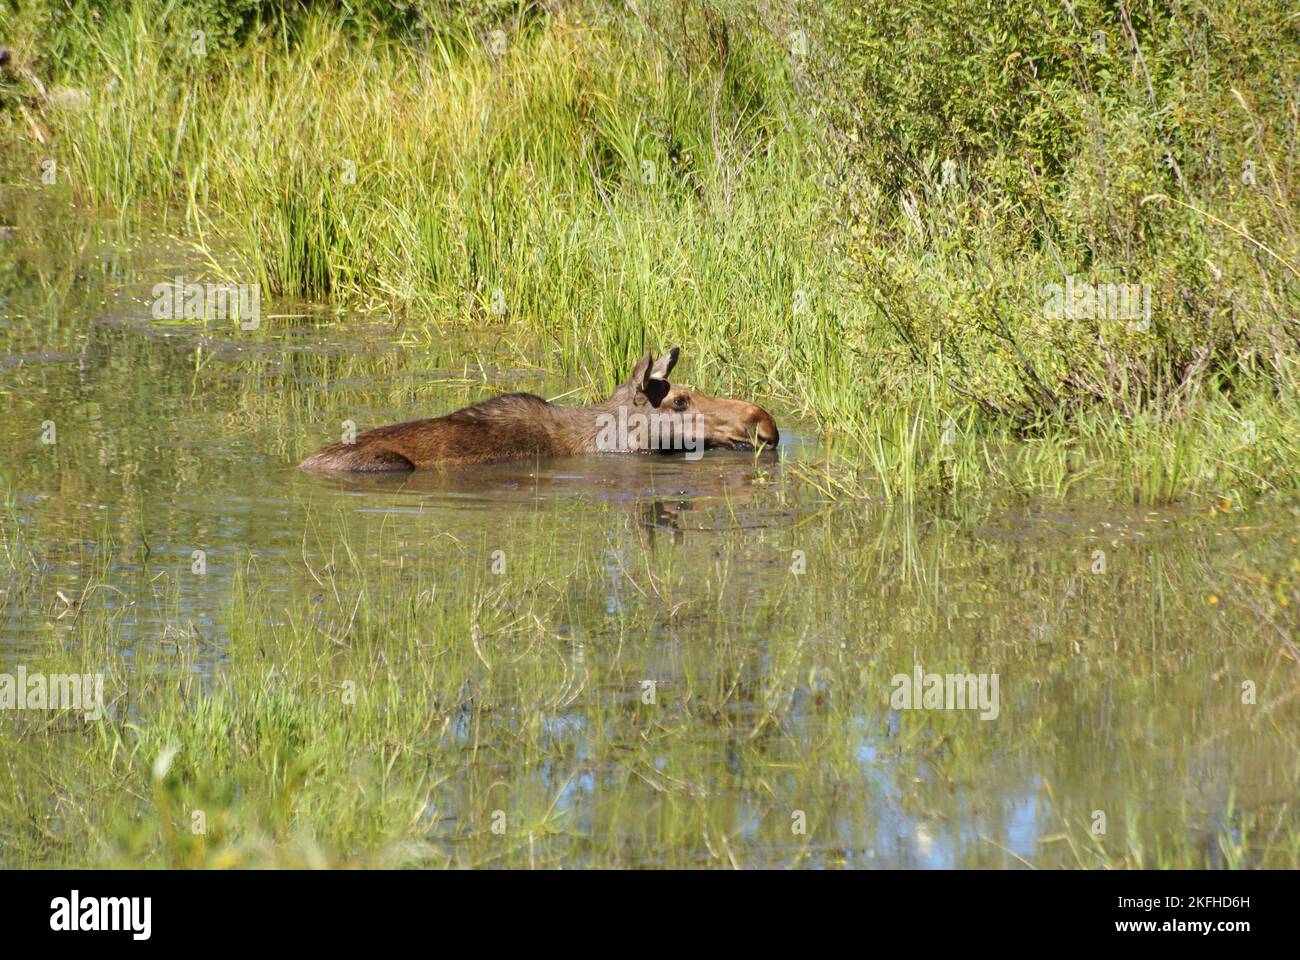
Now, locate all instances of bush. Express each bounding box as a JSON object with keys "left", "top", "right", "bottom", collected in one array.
[{"left": 811, "top": 0, "right": 1299, "bottom": 421}]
